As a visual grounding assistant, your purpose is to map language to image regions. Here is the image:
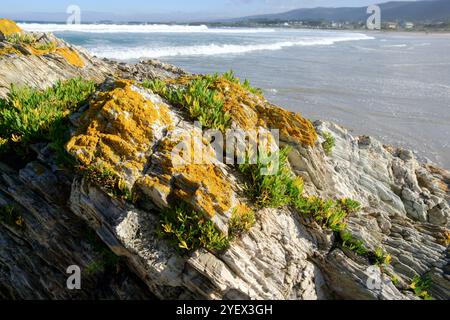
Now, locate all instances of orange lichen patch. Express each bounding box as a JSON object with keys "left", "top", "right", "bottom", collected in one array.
[
  {"left": 25, "top": 42, "right": 56, "bottom": 56},
  {"left": 232, "top": 203, "right": 253, "bottom": 218},
  {"left": 0, "top": 29, "right": 85, "bottom": 68},
  {"left": 257, "top": 103, "right": 317, "bottom": 146},
  {"left": 213, "top": 78, "right": 317, "bottom": 146},
  {"left": 27, "top": 43, "right": 85, "bottom": 68},
  {"left": 66, "top": 80, "right": 174, "bottom": 185},
  {"left": 166, "top": 74, "right": 197, "bottom": 86},
  {"left": 137, "top": 175, "right": 173, "bottom": 208},
  {"left": 55, "top": 47, "right": 85, "bottom": 67},
  {"left": 0, "top": 46, "right": 19, "bottom": 56},
  {"left": 213, "top": 78, "right": 260, "bottom": 129},
  {"left": 437, "top": 229, "right": 450, "bottom": 246},
  {"left": 157, "top": 135, "right": 184, "bottom": 156},
  {"left": 174, "top": 164, "right": 233, "bottom": 217},
  {"left": 425, "top": 164, "right": 450, "bottom": 194},
  {"left": 141, "top": 175, "right": 172, "bottom": 195},
  {"left": 169, "top": 75, "right": 317, "bottom": 147},
  {"left": 0, "top": 43, "right": 55, "bottom": 57},
  {"left": 0, "top": 19, "right": 22, "bottom": 36},
  {"left": 139, "top": 132, "right": 236, "bottom": 218},
  {"left": 159, "top": 131, "right": 219, "bottom": 168}
]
